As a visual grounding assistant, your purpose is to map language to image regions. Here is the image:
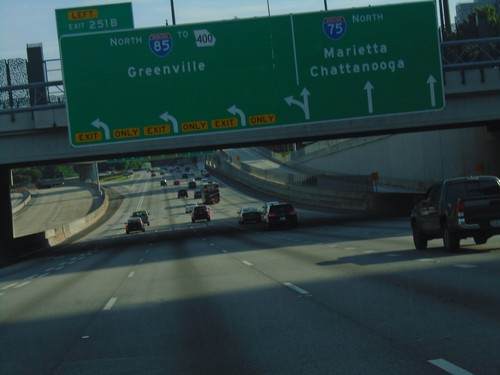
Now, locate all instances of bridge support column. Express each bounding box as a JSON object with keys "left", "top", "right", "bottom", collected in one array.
[
  {"left": 78, "top": 162, "right": 99, "bottom": 183},
  {"left": 0, "top": 166, "right": 15, "bottom": 263}
]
